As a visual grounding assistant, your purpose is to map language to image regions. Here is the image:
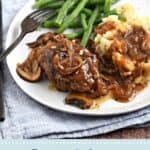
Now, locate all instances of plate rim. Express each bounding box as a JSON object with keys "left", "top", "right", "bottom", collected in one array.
[{"left": 5, "top": 0, "right": 150, "bottom": 116}]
